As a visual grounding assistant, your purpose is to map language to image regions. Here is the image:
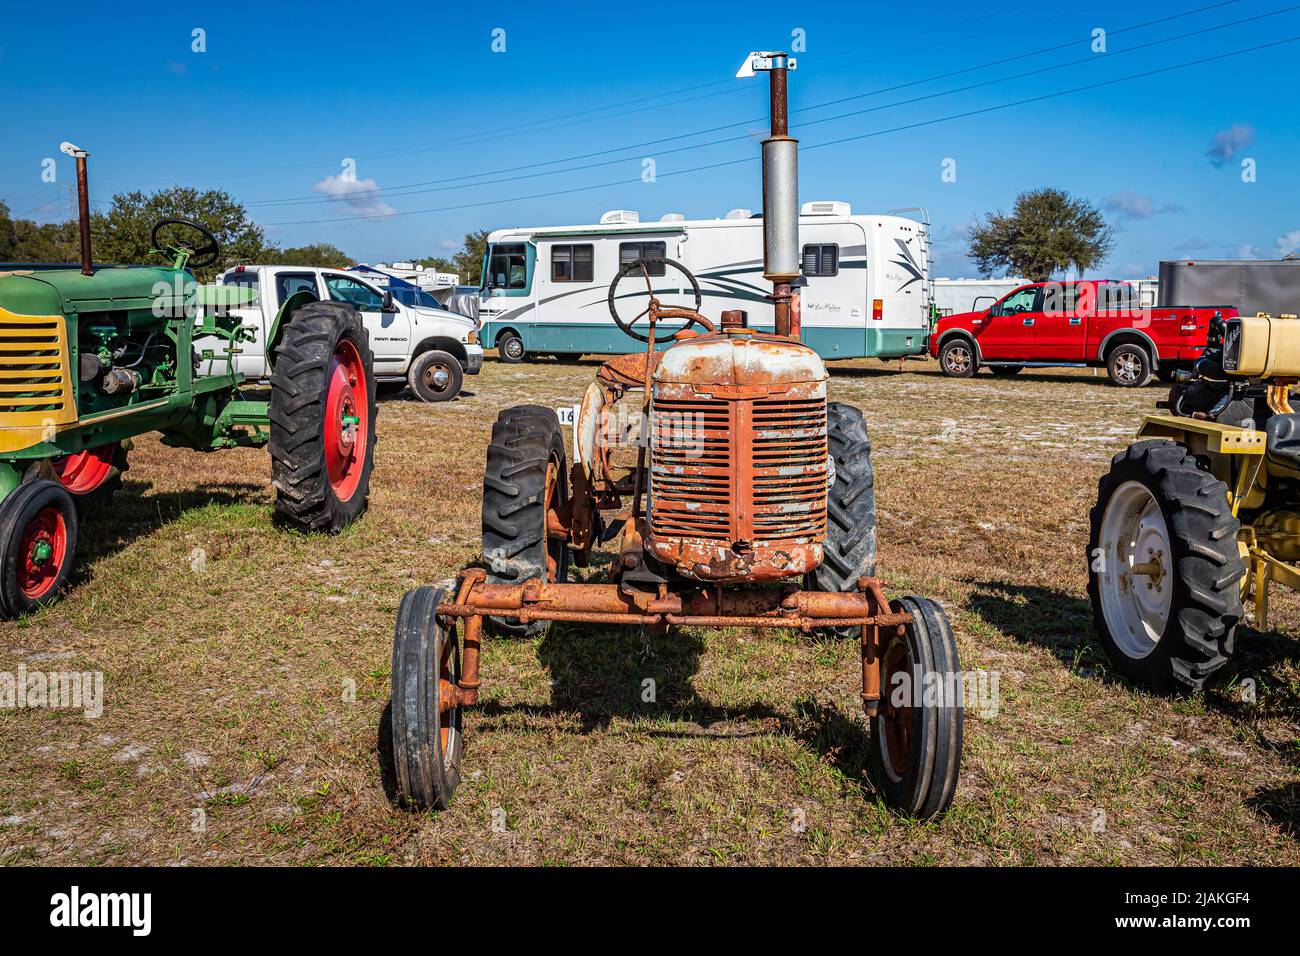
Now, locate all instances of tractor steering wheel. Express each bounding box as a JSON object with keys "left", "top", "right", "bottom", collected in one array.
[
  {"left": 150, "top": 218, "right": 221, "bottom": 270},
  {"left": 606, "top": 257, "right": 714, "bottom": 343}
]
